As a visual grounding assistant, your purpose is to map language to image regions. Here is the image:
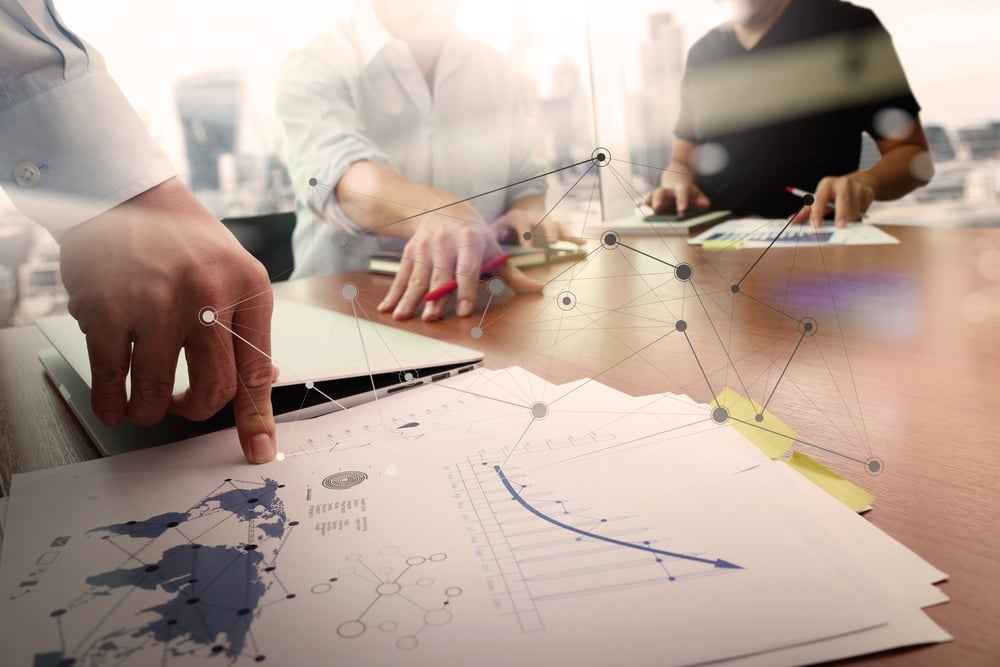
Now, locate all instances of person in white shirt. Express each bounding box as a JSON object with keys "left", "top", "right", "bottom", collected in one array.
[
  {"left": 0, "top": 0, "right": 277, "bottom": 463},
  {"left": 278, "top": 0, "right": 572, "bottom": 321}
]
